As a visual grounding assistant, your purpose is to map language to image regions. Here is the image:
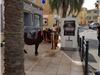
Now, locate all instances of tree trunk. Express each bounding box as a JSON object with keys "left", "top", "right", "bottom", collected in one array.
[
  {"left": 4, "top": 0, "right": 25, "bottom": 75},
  {"left": 62, "top": 9, "right": 67, "bottom": 18},
  {"left": 62, "top": 4, "right": 67, "bottom": 18}
]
